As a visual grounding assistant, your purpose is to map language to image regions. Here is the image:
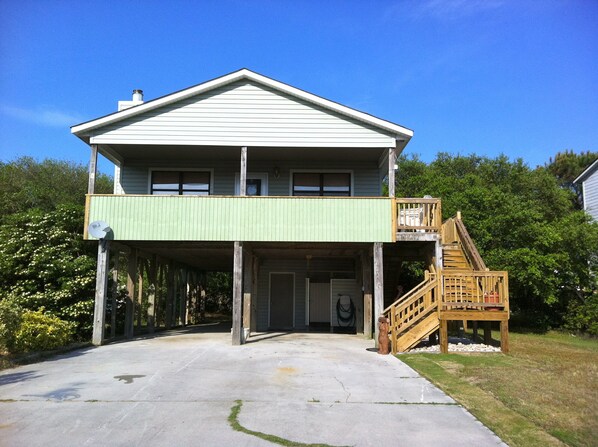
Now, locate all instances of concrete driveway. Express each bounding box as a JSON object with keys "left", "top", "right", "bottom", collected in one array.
[{"left": 0, "top": 325, "right": 505, "bottom": 446}]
